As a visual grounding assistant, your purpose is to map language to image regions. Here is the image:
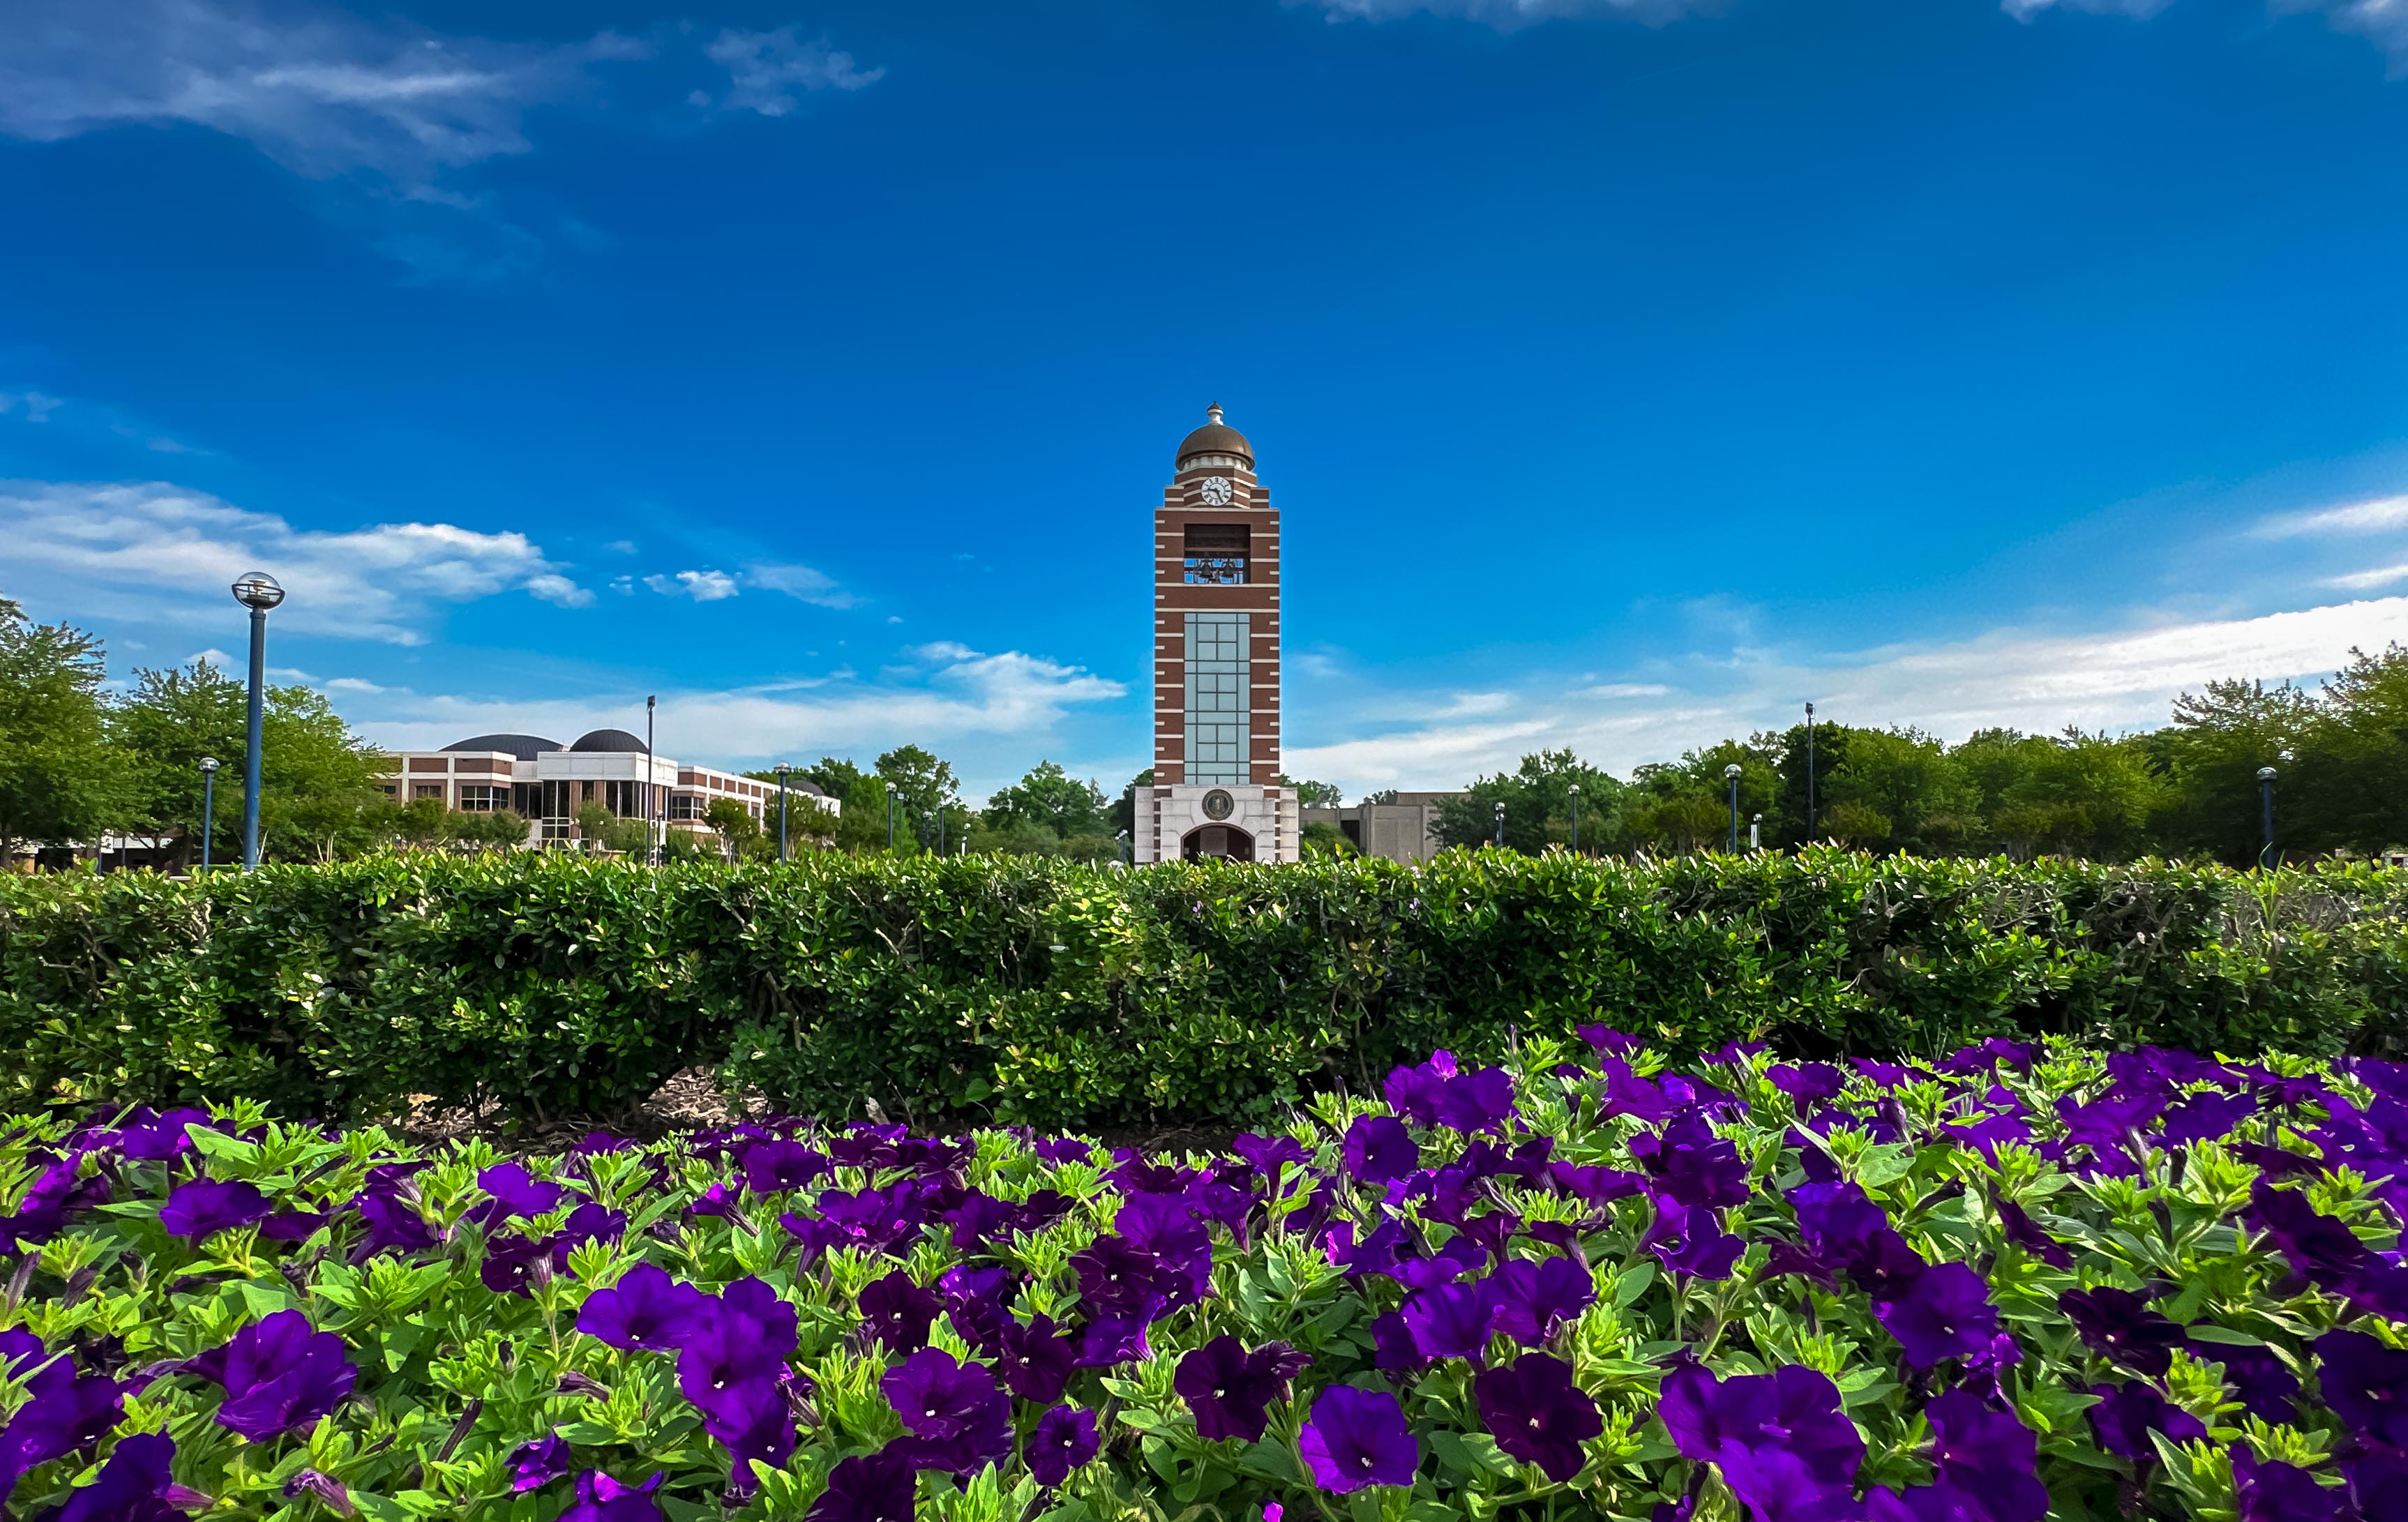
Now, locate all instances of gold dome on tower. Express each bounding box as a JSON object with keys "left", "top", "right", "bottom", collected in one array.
[{"left": 1175, "top": 403, "right": 1253, "bottom": 469}]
